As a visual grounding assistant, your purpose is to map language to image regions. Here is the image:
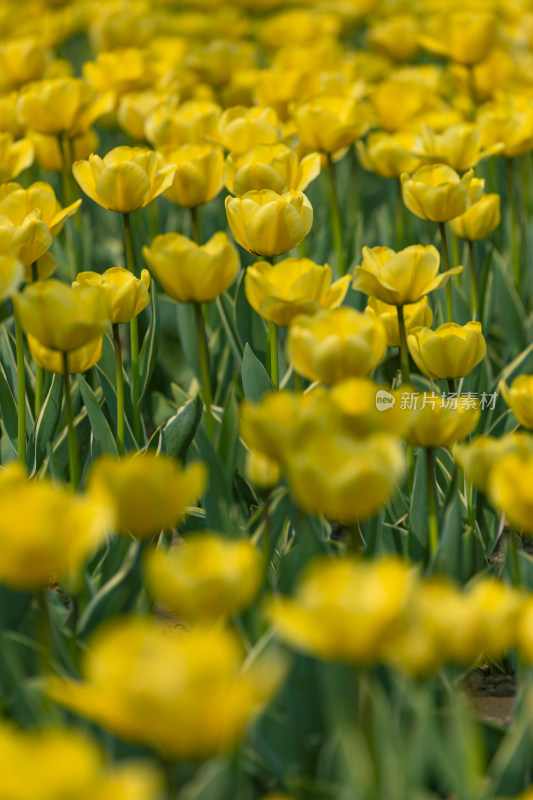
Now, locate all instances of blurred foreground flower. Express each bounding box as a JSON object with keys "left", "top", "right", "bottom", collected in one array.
[
  {"left": 0, "top": 464, "right": 113, "bottom": 590},
  {"left": 88, "top": 453, "right": 207, "bottom": 540},
  {"left": 404, "top": 391, "right": 480, "bottom": 448},
  {"left": 16, "top": 77, "right": 113, "bottom": 136},
  {"left": 489, "top": 452, "right": 533, "bottom": 533},
  {"left": 499, "top": 375, "right": 533, "bottom": 429},
  {"left": 48, "top": 618, "right": 287, "bottom": 760},
  {"left": 28, "top": 335, "right": 103, "bottom": 375},
  {"left": 454, "top": 433, "right": 533, "bottom": 494},
  {"left": 144, "top": 533, "right": 262, "bottom": 624},
  {"left": 0, "top": 723, "right": 162, "bottom": 800}
]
